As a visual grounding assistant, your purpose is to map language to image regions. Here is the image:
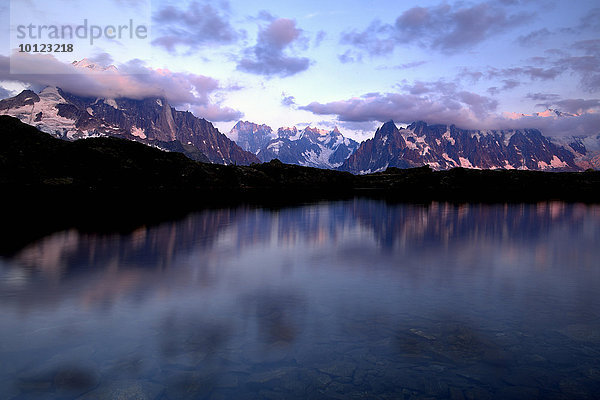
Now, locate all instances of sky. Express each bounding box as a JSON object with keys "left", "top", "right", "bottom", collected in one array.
[{"left": 1, "top": 0, "right": 599, "bottom": 141}]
